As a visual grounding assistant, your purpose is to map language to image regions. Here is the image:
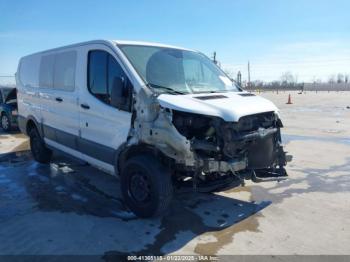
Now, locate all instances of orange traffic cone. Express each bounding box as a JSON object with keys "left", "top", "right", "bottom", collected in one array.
[{"left": 286, "top": 94, "right": 293, "bottom": 104}]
